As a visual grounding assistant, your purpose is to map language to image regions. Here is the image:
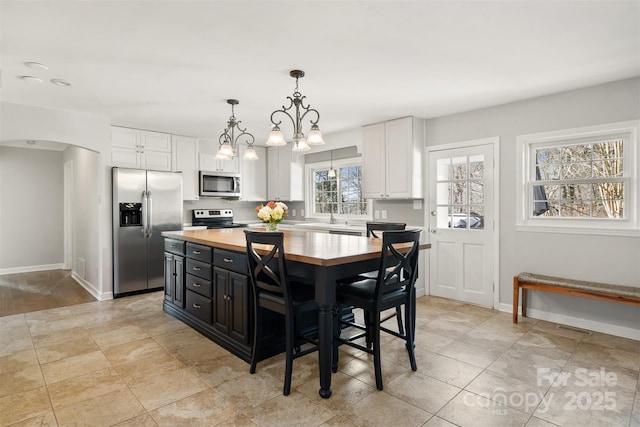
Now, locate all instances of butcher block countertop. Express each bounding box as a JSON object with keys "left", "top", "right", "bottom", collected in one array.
[{"left": 162, "top": 228, "right": 430, "bottom": 267}]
